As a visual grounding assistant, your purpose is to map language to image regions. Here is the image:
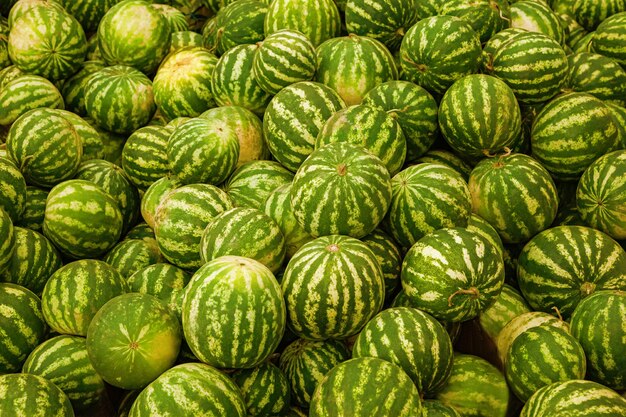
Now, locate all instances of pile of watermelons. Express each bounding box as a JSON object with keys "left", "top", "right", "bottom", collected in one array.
[{"left": 0, "top": 0, "right": 625, "bottom": 416}]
